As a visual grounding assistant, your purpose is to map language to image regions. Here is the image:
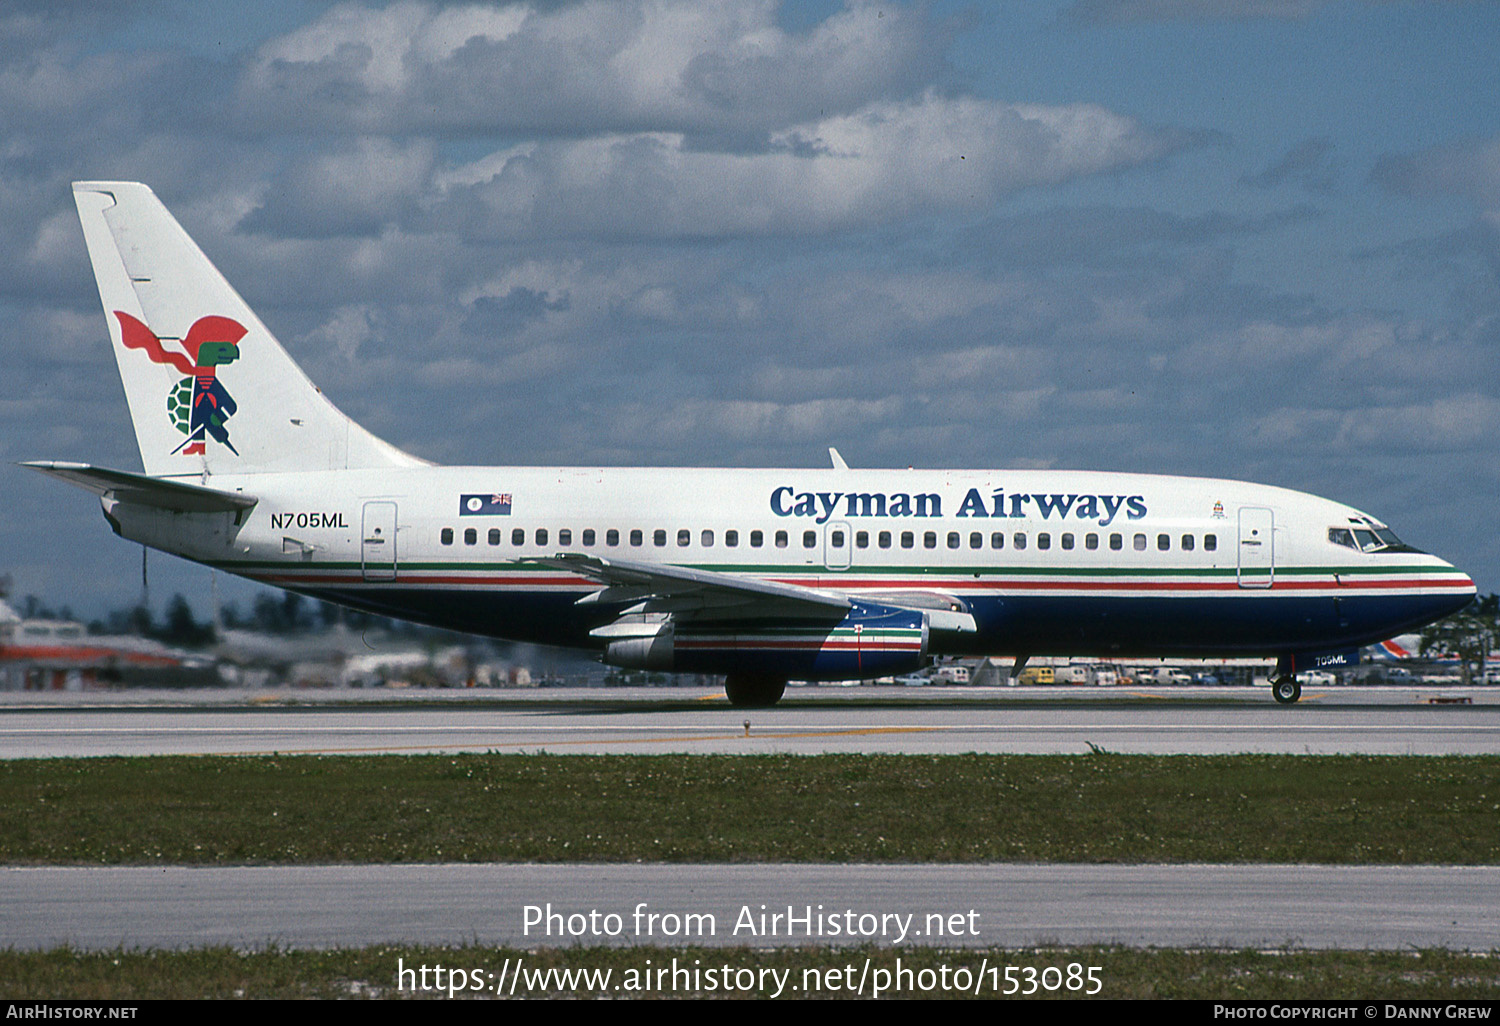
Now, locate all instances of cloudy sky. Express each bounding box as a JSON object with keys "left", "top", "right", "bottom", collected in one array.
[{"left": 3, "top": 0, "right": 1498, "bottom": 619}]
